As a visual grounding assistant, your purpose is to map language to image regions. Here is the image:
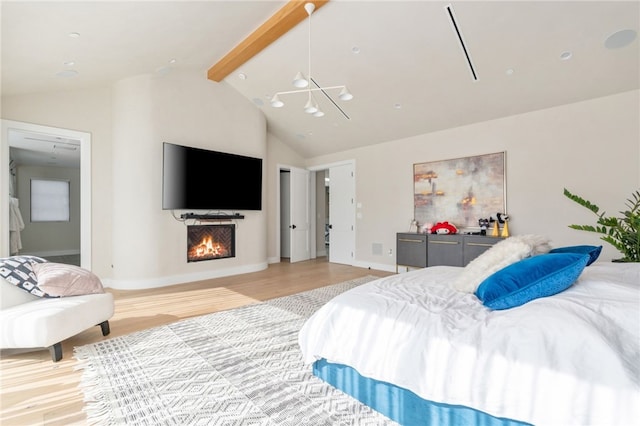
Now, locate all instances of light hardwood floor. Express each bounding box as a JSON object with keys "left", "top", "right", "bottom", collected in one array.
[{"left": 0, "top": 258, "right": 392, "bottom": 425}]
